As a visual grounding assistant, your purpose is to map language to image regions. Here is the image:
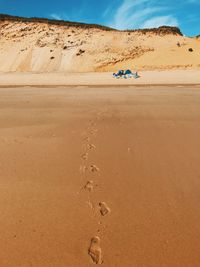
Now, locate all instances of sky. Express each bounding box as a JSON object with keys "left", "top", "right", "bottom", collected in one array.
[{"left": 0, "top": 0, "right": 200, "bottom": 36}]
